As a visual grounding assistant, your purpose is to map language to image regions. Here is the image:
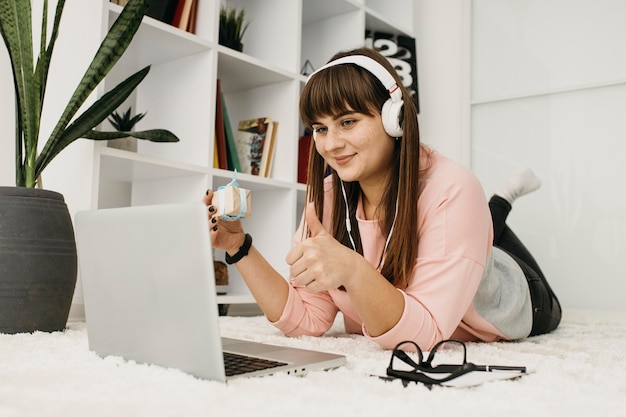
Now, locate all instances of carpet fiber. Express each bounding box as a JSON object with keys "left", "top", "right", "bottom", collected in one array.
[{"left": 1, "top": 309, "right": 625, "bottom": 417}]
